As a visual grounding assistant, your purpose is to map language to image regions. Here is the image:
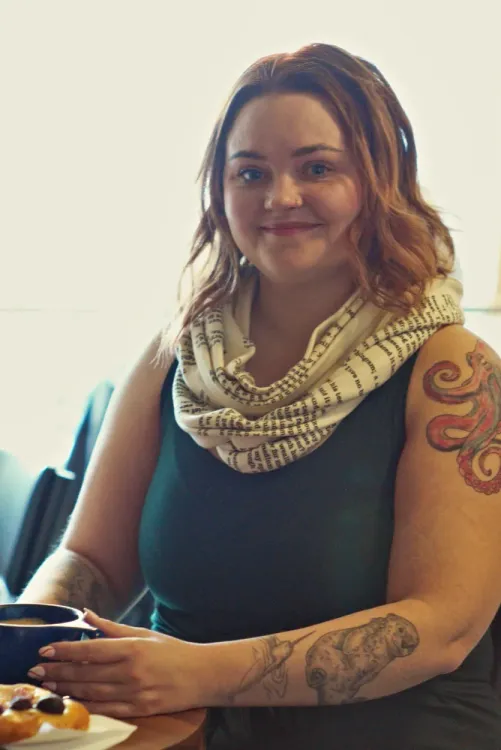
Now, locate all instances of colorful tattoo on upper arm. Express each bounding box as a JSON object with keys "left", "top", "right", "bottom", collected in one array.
[{"left": 423, "top": 340, "right": 501, "bottom": 495}]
